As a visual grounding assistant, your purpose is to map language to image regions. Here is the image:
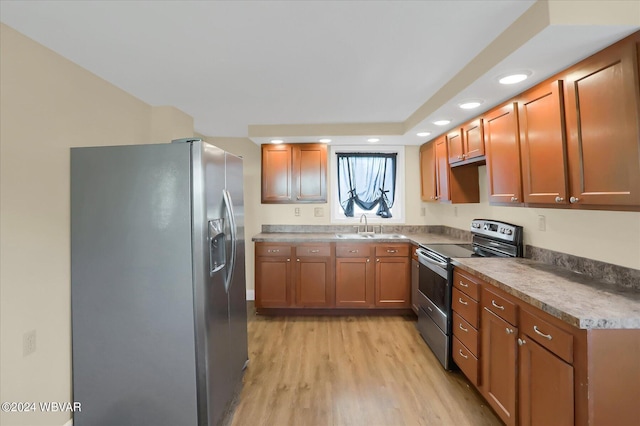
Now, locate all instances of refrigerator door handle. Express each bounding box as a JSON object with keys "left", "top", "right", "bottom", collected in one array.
[
  {"left": 222, "top": 189, "right": 237, "bottom": 293},
  {"left": 209, "top": 219, "right": 226, "bottom": 275}
]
